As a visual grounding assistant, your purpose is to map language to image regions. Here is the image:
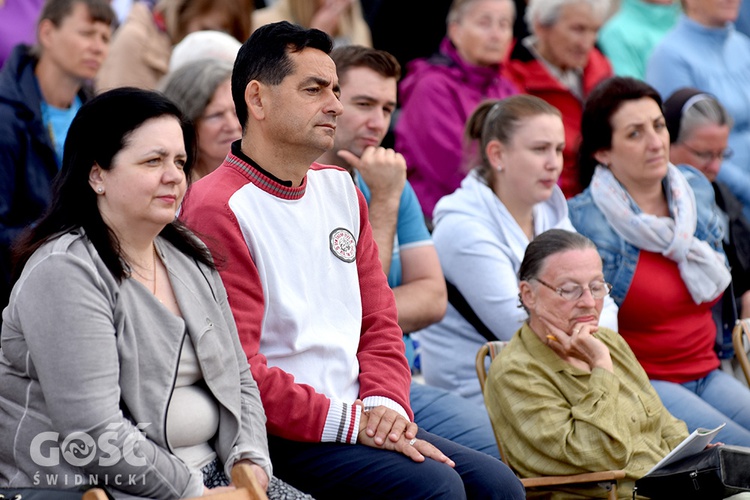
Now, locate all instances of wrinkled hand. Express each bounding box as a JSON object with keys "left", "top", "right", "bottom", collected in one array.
[
  {"left": 356, "top": 402, "right": 454, "bottom": 466},
  {"left": 338, "top": 147, "right": 406, "bottom": 203},
  {"left": 540, "top": 317, "right": 613, "bottom": 372},
  {"left": 310, "top": 0, "right": 353, "bottom": 35}
]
